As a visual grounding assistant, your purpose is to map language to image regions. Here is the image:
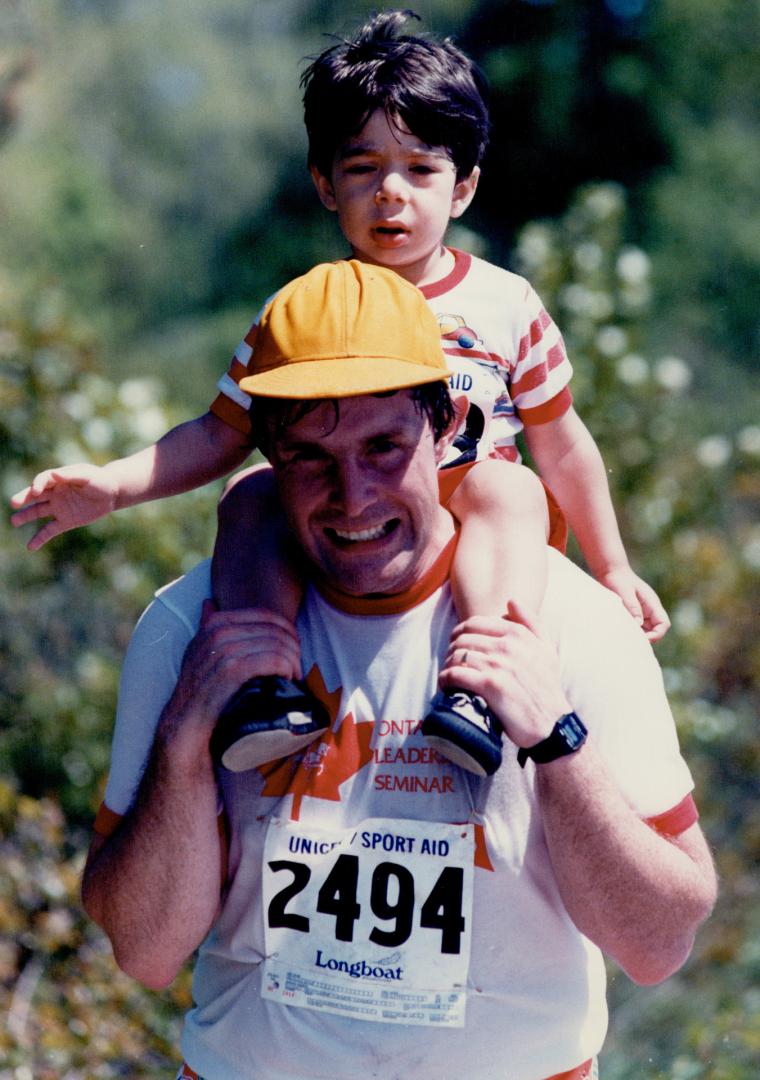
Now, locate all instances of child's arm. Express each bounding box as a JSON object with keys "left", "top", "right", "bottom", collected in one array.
[
  {"left": 10, "top": 411, "right": 251, "bottom": 550},
  {"left": 523, "top": 406, "right": 670, "bottom": 642},
  {"left": 446, "top": 459, "right": 549, "bottom": 621},
  {"left": 211, "top": 463, "right": 304, "bottom": 622}
]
